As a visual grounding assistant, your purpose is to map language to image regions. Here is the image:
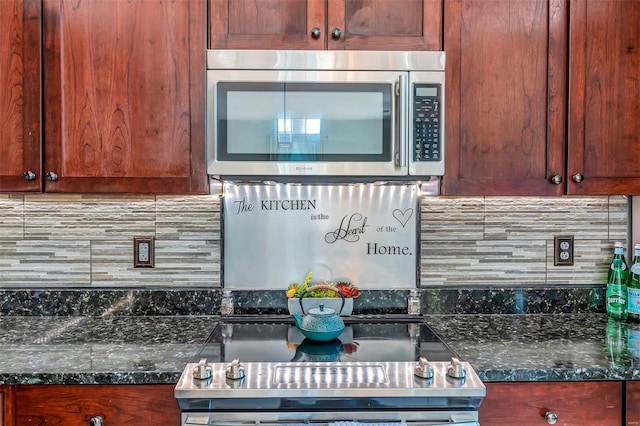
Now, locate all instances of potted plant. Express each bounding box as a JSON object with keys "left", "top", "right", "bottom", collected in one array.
[{"left": 286, "top": 272, "right": 360, "bottom": 316}]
